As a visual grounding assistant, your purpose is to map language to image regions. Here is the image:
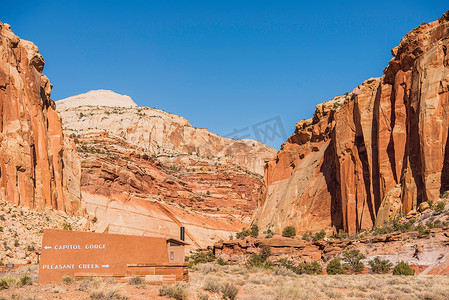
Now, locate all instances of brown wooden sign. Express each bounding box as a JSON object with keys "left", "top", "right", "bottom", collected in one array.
[{"left": 38, "top": 229, "right": 184, "bottom": 283}]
